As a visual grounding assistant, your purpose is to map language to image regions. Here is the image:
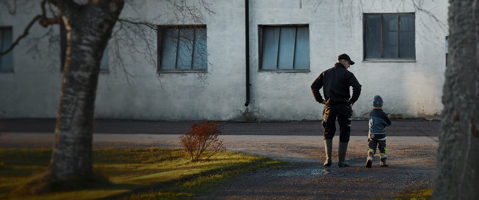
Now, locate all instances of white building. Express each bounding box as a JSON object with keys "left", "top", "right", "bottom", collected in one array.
[{"left": 0, "top": 0, "right": 448, "bottom": 121}]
